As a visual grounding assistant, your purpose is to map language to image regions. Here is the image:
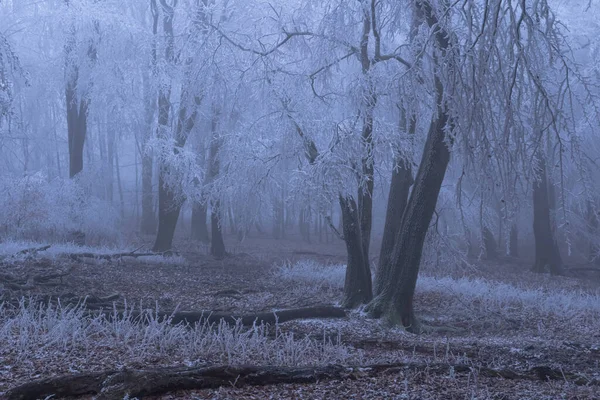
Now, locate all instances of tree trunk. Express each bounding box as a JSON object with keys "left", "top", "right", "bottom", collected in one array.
[
  {"left": 340, "top": 196, "right": 373, "bottom": 308},
  {"left": 211, "top": 201, "right": 226, "bottom": 258},
  {"left": 64, "top": 9, "right": 97, "bottom": 179},
  {"left": 153, "top": 181, "right": 181, "bottom": 252},
  {"left": 115, "top": 146, "right": 125, "bottom": 219},
  {"left": 151, "top": 1, "right": 176, "bottom": 251},
  {"left": 106, "top": 125, "right": 115, "bottom": 202},
  {"left": 140, "top": 151, "right": 156, "bottom": 234},
  {"left": 532, "top": 153, "right": 563, "bottom": 275},
  {"left": 65, "top": 70, "right": 88, "bottom": 179},
  {"left": 367, "top": 1, "right": 452, "bottom": 331},
  {"left": 374, "top": 112, "right": 415, "bottom": 294},
  {"left": 357, "top": 5, "right": 376, "bottom": 270},
  {"left": 374, "top": 156, "right": 413, "bottom": 293},
  {"left": 369, "top": 107, "right": 451, "bottom": 331},
  {"left": 339, "top": 7, "right": 378, "bottom": 308},
  {"left": 587, "top": 201, "right": 600, "bottom": 265},
  {"left": 152, "top": 1, "right": 201, "bottom": 252},
  {"left": 140, "top": 1, "right": 159, "bottom": 234},
  {"left": 272, "top": 198, "right": 284, "bottom": 239},
  {"left": 299, "top": 208, "right": 311, "bottom": 243},
  {"left": 206, "top": 109, "right": 226, "bottom": 258},
  {"left": 482, "top": 226, "right": 498, "bottom": 260},
  {"left": 191, "top": 202, "right": 209, "bottom": 242},
  {"left": 509, "top": 224, "right": 519, "bottom": 258}
]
